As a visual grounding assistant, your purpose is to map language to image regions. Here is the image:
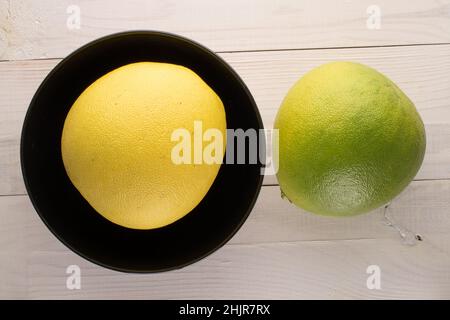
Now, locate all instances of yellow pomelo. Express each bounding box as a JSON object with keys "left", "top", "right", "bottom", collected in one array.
[{"left": 61, "top": 62, "right": 226, "bottom": 229}]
